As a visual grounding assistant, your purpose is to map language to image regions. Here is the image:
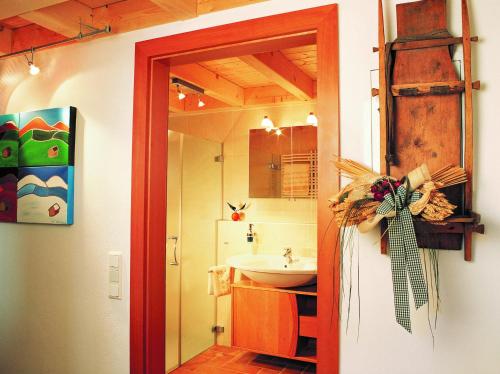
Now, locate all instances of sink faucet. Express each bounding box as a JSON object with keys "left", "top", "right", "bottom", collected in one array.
[{"left": 283, "top": 247, "right": 293, "bottom": 264}]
